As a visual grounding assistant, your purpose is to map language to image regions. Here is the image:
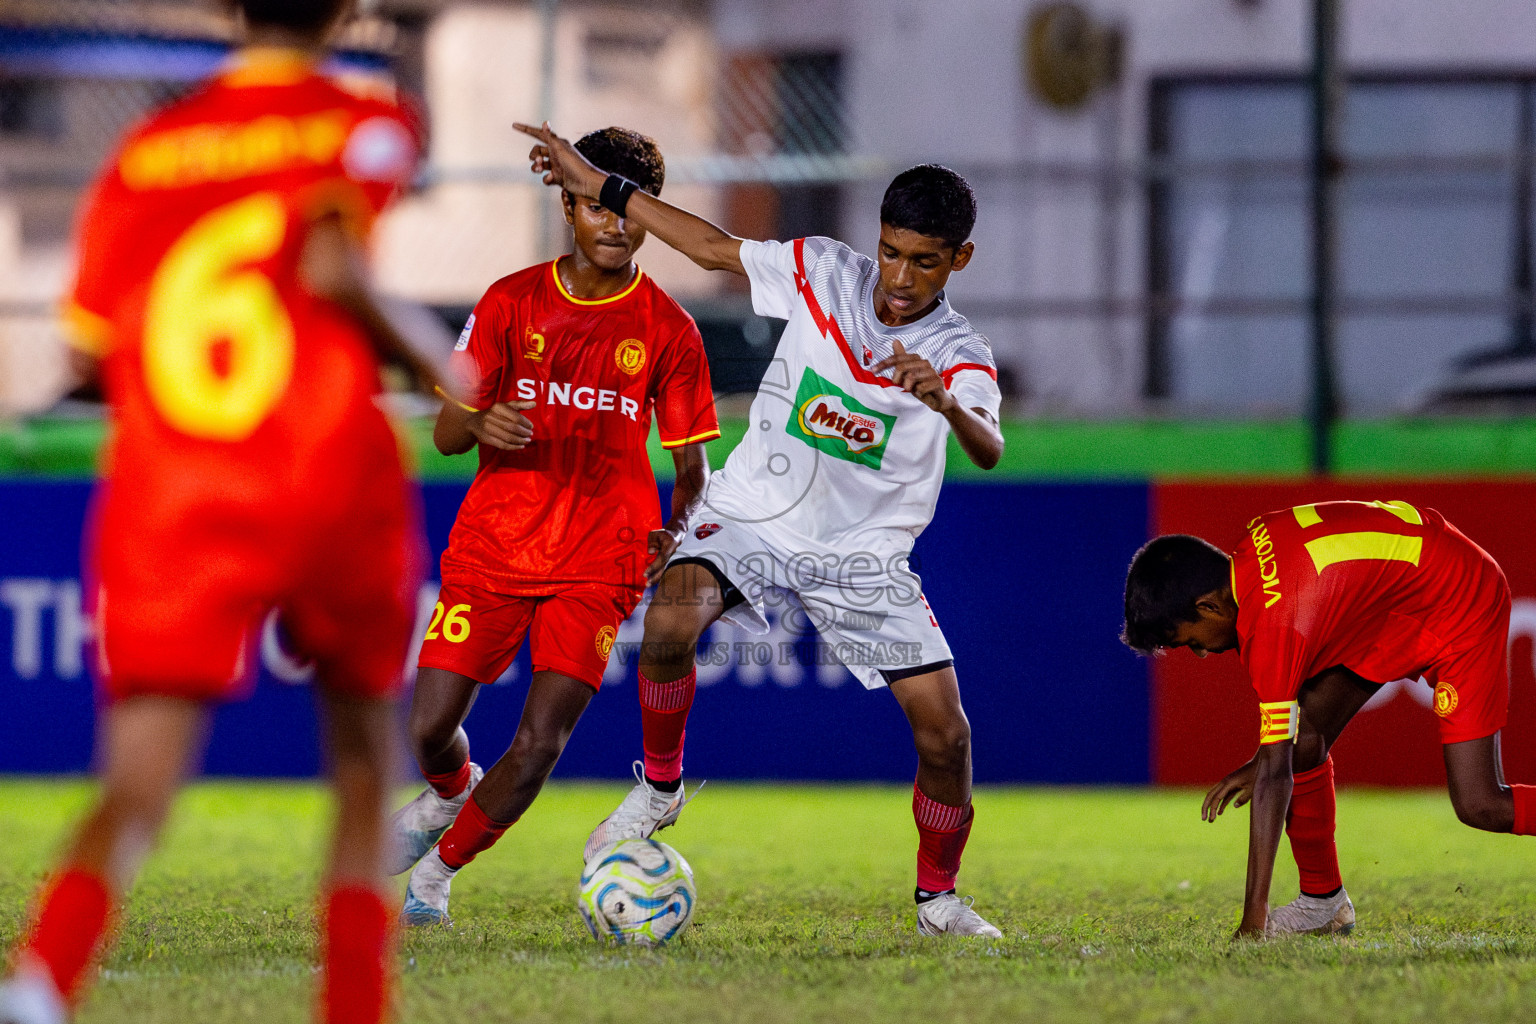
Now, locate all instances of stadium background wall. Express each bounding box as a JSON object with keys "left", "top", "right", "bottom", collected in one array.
[{"left": 4, "top": 475, "right": 1536, "bottom": 788}]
